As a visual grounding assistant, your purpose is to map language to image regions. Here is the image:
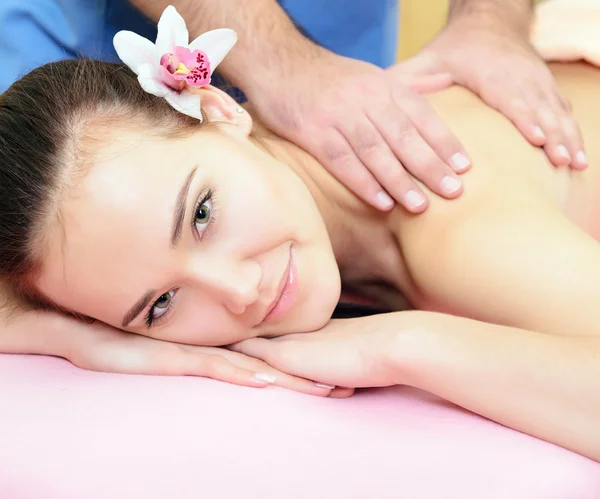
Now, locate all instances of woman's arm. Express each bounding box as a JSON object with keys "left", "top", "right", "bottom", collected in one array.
[
  {"left": 234, "top": 164, "right": 600, "bottom": 460},
  {"left": 233, "top": 308, "right": 600, "bottom": 461},
  {"left": 399, "top": 312, "right": 600, "bottom": 461},
  {"left": 0, "top": 286, "right": 332, "bottom": 395},
  {"left": 393, "top": 146, "right": 600, "bottom": 456}
]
